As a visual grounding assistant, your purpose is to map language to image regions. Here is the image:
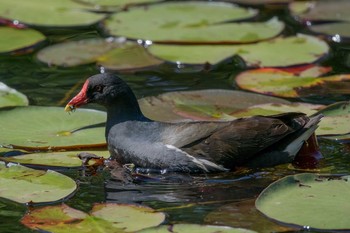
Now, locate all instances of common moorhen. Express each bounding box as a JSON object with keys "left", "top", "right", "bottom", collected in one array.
[{"left": 65, "top": 73, "right": 322, "bottom": 173}]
